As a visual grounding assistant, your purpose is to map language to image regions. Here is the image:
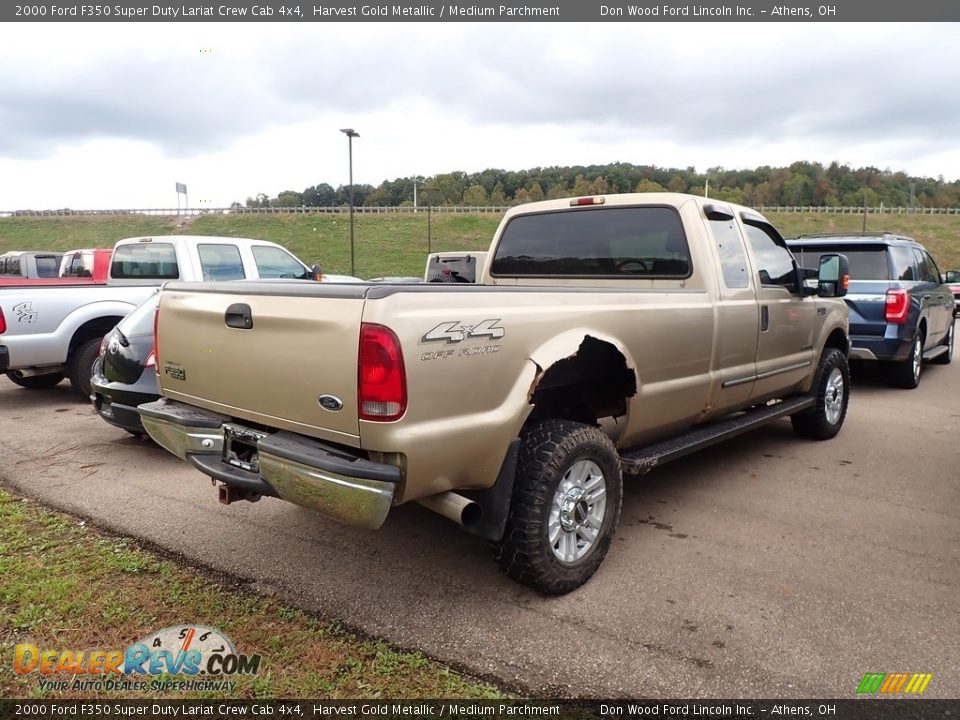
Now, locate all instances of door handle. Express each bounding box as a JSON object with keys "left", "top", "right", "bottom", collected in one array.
[
  {"left": 760, "top": 305, "right": 769, "bottom": 332},
  {"left": 224, "top": 303, "right": 253, "bottom": 329}
]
